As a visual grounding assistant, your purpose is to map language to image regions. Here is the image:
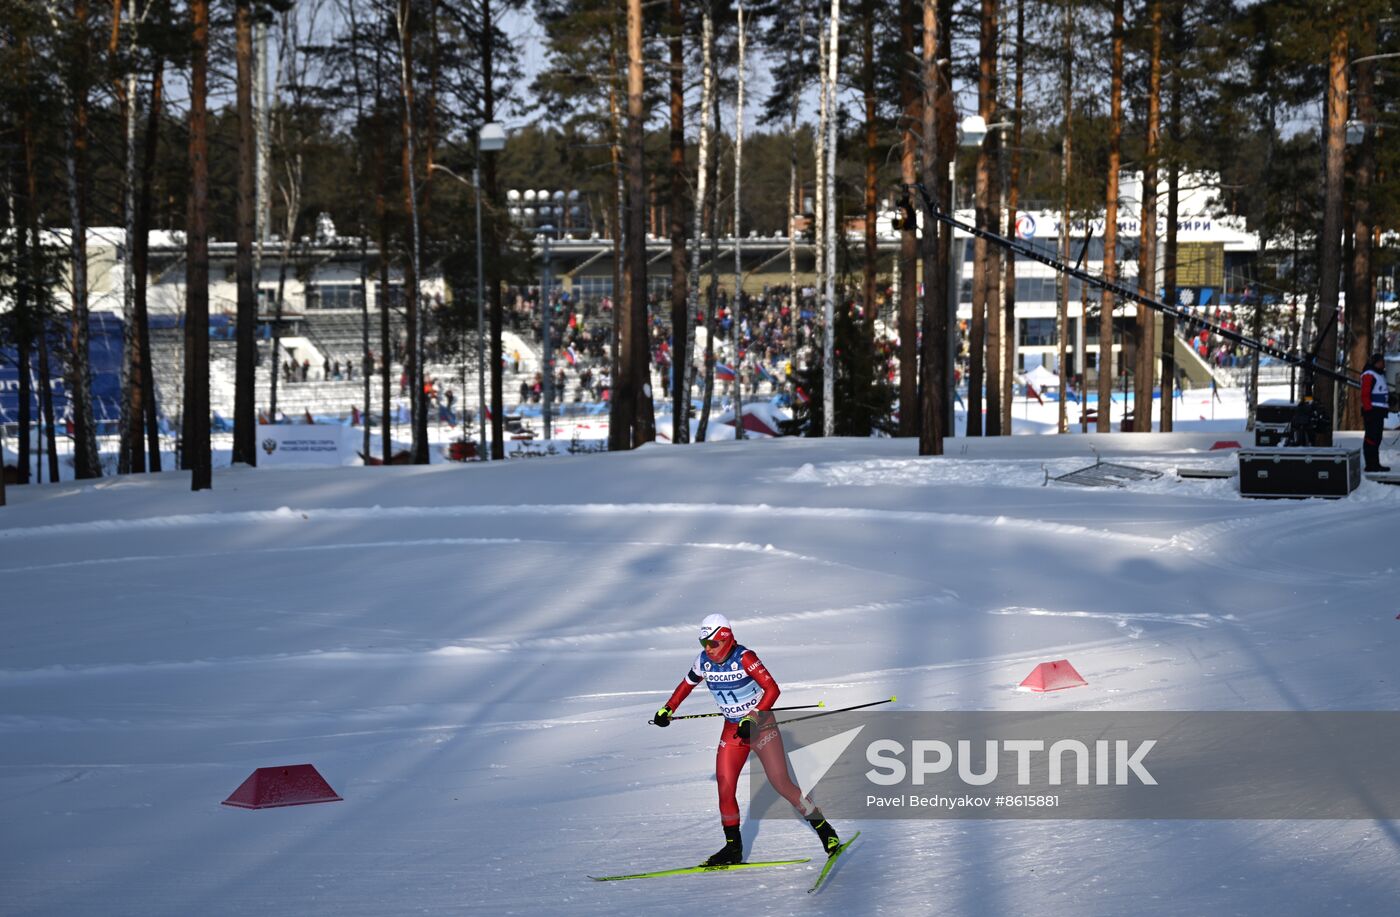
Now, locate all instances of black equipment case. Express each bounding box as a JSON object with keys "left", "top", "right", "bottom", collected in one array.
[{"left": 1237, "top": 447, "right": 1361, "bottom": 499}]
